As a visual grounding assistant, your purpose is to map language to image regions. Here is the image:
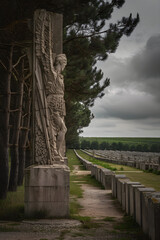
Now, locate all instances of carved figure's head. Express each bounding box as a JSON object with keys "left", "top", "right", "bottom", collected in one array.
[{"left": 55, "top": 54, "right": 67, "bottom": 72}]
